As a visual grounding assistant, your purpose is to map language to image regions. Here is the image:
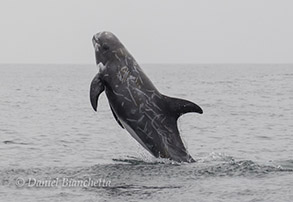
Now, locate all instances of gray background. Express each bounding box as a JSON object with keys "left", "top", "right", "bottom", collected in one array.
[{"left": 0, "top": 0, "right": 292, "bottom": 64}]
